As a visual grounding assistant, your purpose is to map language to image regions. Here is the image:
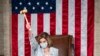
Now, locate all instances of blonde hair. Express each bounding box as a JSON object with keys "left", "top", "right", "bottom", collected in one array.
[{"left": 36, "top": 32, "right": 52, "bottom": 47}]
